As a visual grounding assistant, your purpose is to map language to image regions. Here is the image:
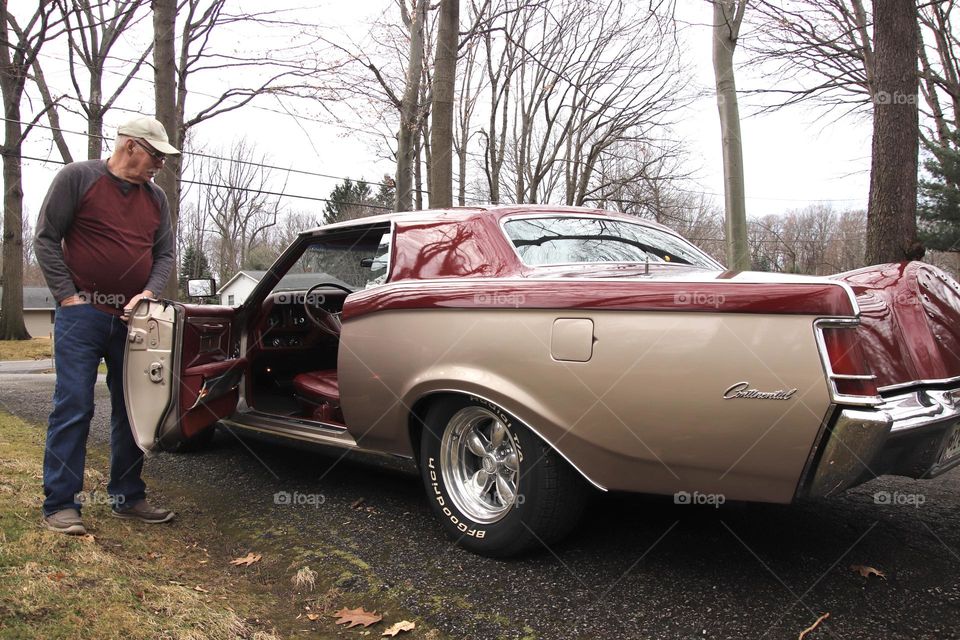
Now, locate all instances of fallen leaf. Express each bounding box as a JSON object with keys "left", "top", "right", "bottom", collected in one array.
[
  {"left": 798, "top": 612, "right": 830, "bottom": 640},
  {"left": 148, "top": 552, "right": 161, "bottom": 559},
  {"left": 382, "top": 620, "right": 416, "bottom": 636},
  {"left": 351, "top": 498, "right": 366, "bottom": 509},
  {"left": 333, "top": 607, "right": 382, "bottom": 628},
  {"left": 193, "top": 585, "right": 209, "bottom": 593},
  {"left": 198, "top": 560, "right": 208, "bottom": 565},
  {"left": 48, "top": 572, "right": 66, "bottom": 582},
  {"left": 306, "top": 613, "right": 320, "bottom": 621},
  {"left": 230, "top": 552, "right": 262, "bottom": 567},
  {"left": 850, "top": 564, "right": 886, "bottom": 580},
  {"left": 79, "top": 534, "right": 96, "bottom": 543}
]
